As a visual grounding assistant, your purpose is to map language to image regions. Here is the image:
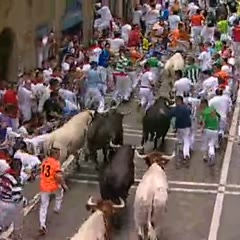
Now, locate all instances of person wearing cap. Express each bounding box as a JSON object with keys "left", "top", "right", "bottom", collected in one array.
[
  {"left": 0, "top": 159, "right": 24, "bottom": 239},
  {"left": 39, "top": 145, "right": 68, "bottom": 235}
]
